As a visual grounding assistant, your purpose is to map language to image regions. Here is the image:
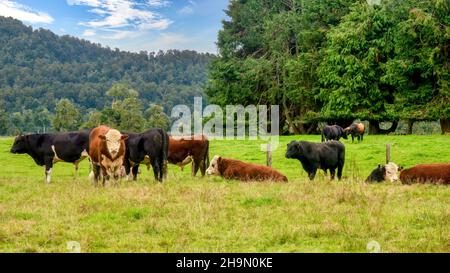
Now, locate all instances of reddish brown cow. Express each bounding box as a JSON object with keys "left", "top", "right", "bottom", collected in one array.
[
  {"left": 89, "top": 125, "right": 128, "bottom": 186},
  {"left": 168, "top": 135, "right": 209, "bottom": 177},
  {"left": 206, "top": 155, "right": 288, "bottom": 182},
  {"left": 400, "top": 163, "right": 450, "bottom": 185}
]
